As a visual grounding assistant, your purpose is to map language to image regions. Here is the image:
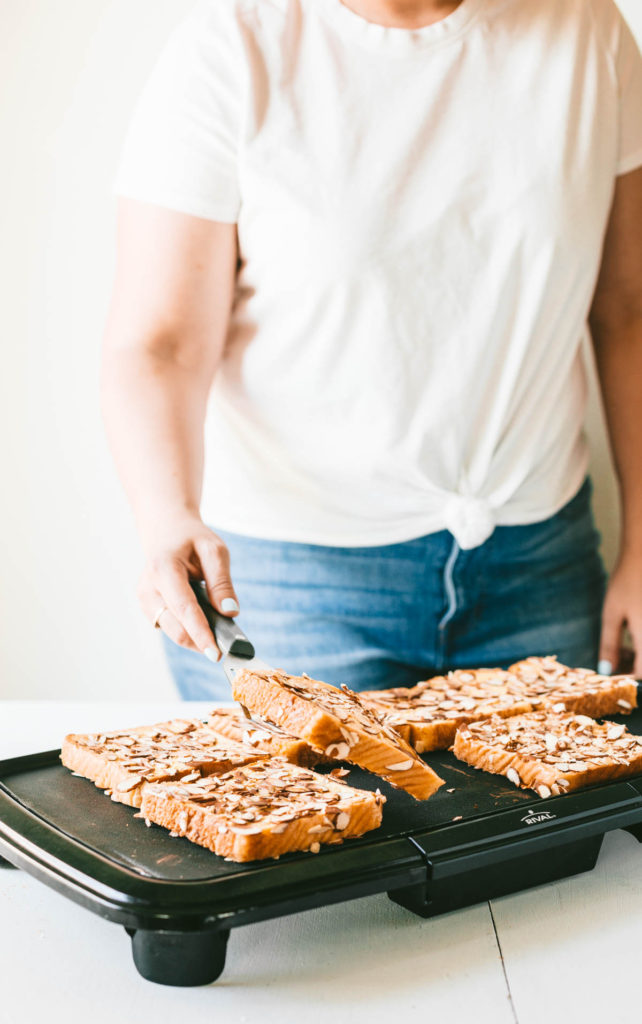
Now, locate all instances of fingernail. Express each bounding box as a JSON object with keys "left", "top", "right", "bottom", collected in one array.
[
  {"left": 597, "top": 659, "right": 613, "bottom": 676},
  {"left": 221, "top": 598, "right": 240, "bottom": 614},
  {"left": 204, "top": 647, "right": 220, "bottom": 663}
]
